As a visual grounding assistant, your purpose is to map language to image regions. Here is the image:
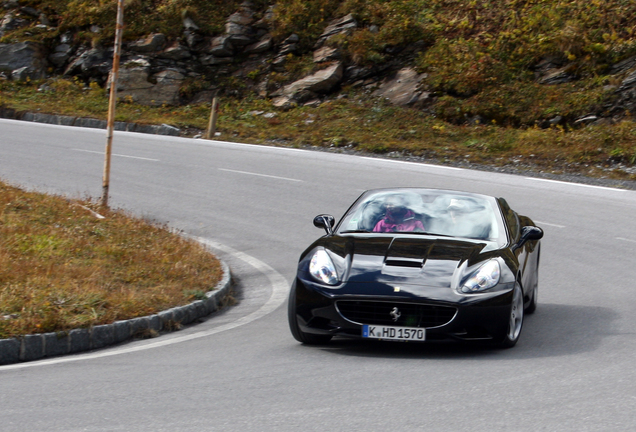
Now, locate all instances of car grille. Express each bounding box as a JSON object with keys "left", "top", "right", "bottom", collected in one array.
[{"left": 336, "top": 300, "right": 457, "bottom": 328}]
